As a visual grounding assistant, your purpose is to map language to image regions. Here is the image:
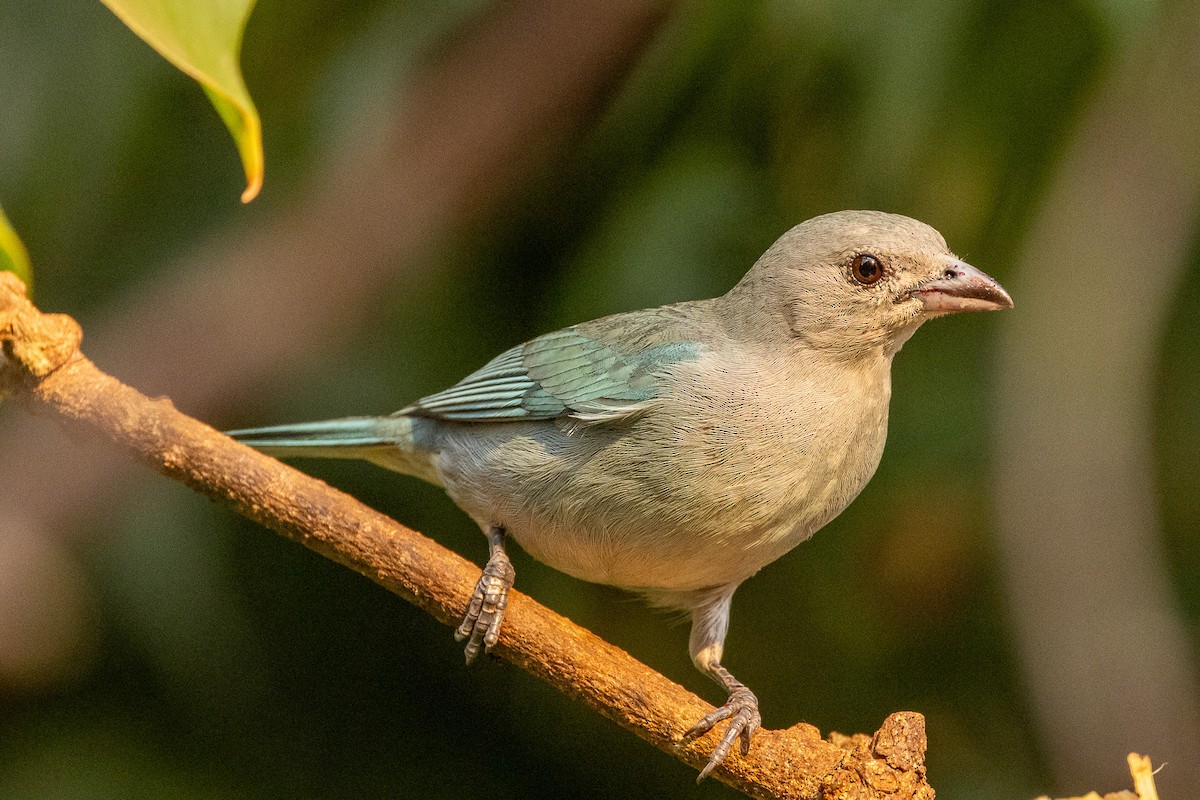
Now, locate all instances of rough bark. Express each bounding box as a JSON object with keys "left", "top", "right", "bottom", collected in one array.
[{"left": 0, "top": 272, "right": 933, "bottom": 799}]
